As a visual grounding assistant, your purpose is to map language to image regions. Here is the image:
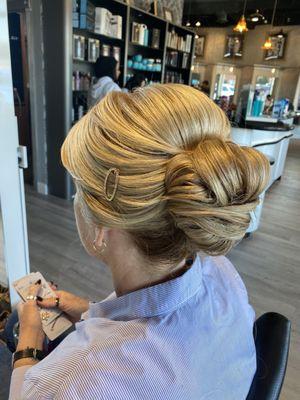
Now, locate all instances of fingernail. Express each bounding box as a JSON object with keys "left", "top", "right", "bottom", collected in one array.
[
  {"left": 35, "top": 279, "right": 41, "bottom": 285},
  {"left": 37, "top": 296, "right": 43, "bottom": 301}
]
